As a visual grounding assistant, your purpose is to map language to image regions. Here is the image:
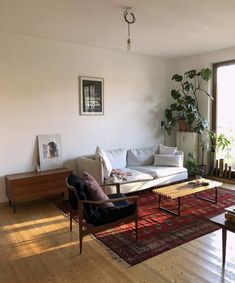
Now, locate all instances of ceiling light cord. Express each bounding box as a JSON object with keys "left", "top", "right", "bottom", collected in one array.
[{"left": 123, "top": 9, "right": 136, "bottom": 51}]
